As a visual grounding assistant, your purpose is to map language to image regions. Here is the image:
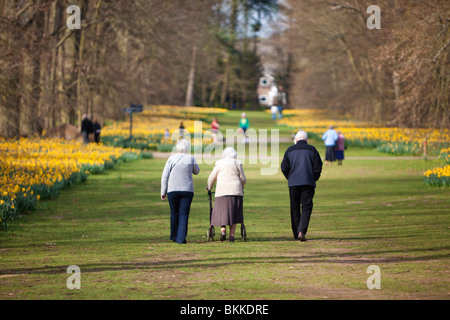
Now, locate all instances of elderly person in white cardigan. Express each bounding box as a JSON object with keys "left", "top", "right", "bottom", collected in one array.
[{"left": 207, "top": 147, "right": 246, "bottom": 242}]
